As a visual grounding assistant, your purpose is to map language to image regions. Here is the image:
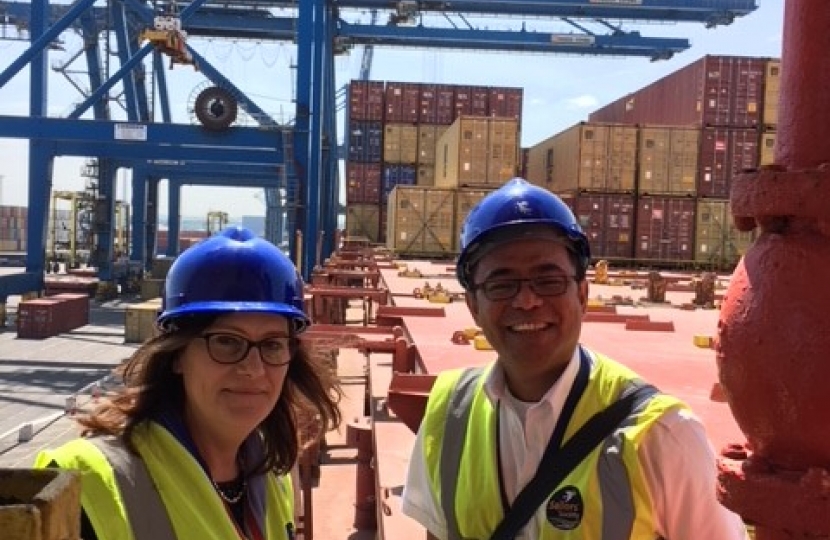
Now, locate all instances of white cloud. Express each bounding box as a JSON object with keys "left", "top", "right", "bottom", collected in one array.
[{"left": 565, "top": 95, "right": 599, "bottom": 110}]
